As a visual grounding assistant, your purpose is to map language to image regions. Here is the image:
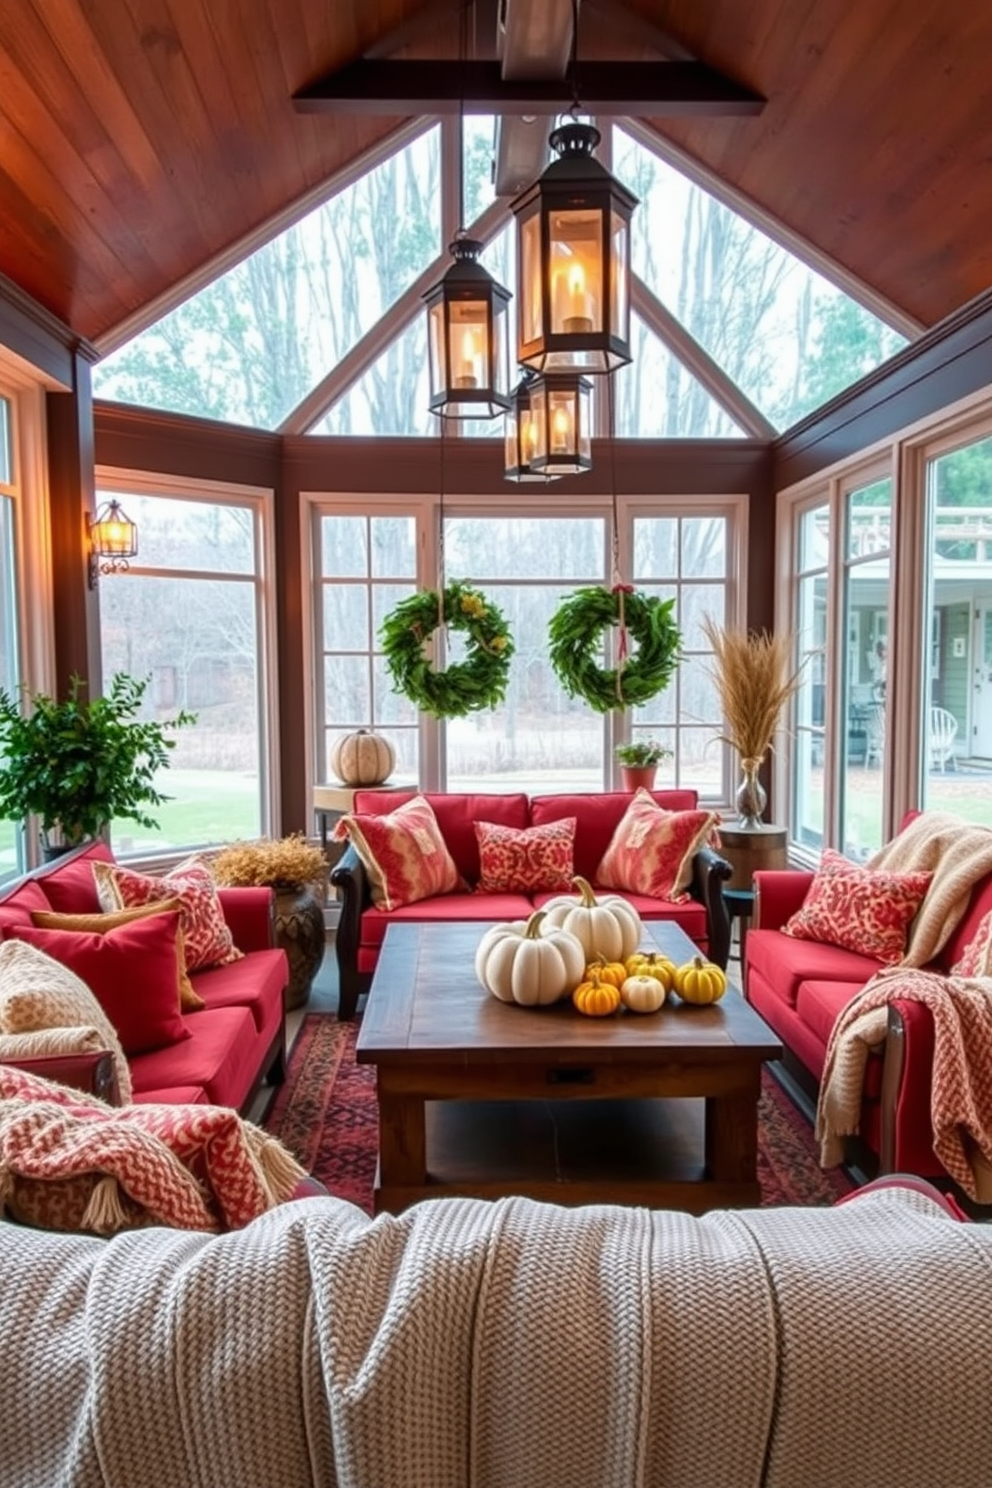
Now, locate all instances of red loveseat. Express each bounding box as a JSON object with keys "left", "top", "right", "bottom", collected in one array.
[
  {"left": 331, "top": 789, "right": 732, "bottom": 1021},
  {"left": 745, "top": 842, "right": 992, "bottom": 1179},
  {"left": 0, "top": 842, "right": 289, "bottom": 1113}
]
